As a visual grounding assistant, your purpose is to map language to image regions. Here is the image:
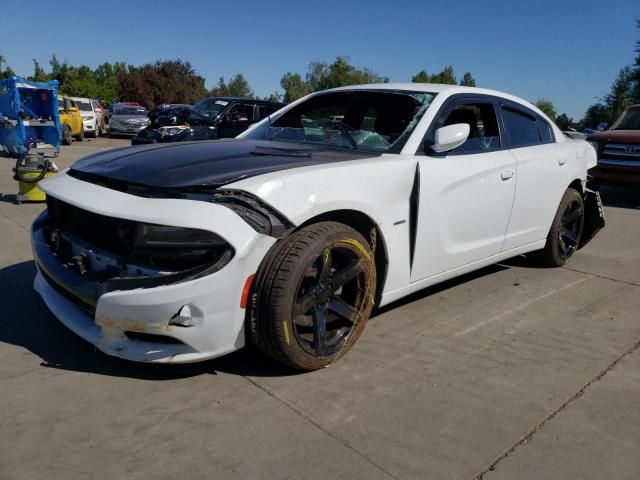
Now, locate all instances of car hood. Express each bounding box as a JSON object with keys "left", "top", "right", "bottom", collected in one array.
[
  {"left": 588, "top": 130, "right": 640, "bottom": 143},
  {"left": 70, "top": 139, "right": 378, "bottom": 189}
]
